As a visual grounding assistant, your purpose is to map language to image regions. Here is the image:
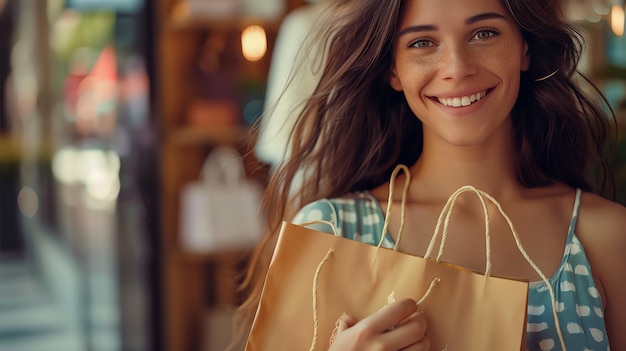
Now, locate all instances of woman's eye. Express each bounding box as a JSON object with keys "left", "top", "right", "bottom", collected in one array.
[
  {"left": 411, "top": 39, "right": 432, "bottom": 48},
  {"left": 472, "top": 30, "right": 498, "bottom": 41}
]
